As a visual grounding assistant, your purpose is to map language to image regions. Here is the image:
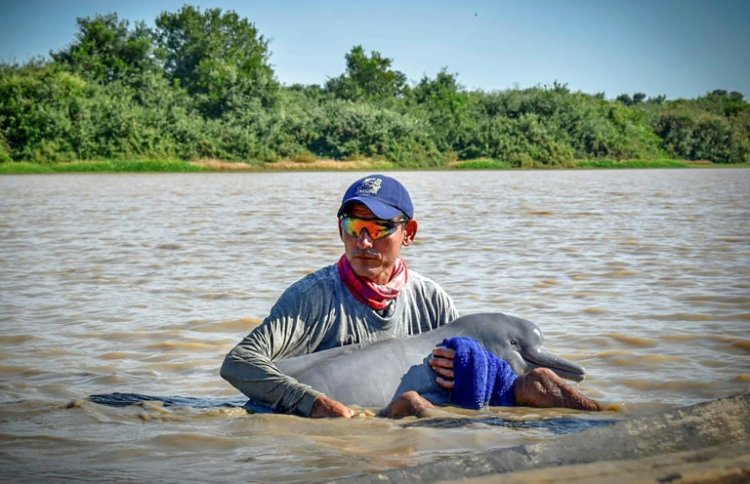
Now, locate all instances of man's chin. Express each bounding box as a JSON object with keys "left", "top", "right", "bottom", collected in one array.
[{"left": 351, "top": 264, "right": 382, "bottom": 282}]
